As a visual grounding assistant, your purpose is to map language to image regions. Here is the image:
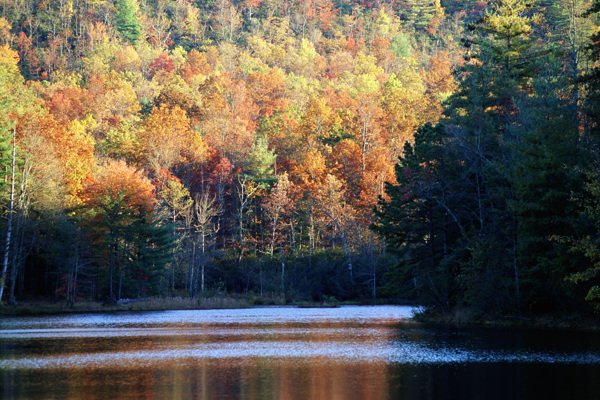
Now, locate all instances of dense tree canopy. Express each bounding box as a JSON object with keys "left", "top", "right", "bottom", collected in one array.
[{"left": 0, "top": 0, "right": 599, "bottom": 318}]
